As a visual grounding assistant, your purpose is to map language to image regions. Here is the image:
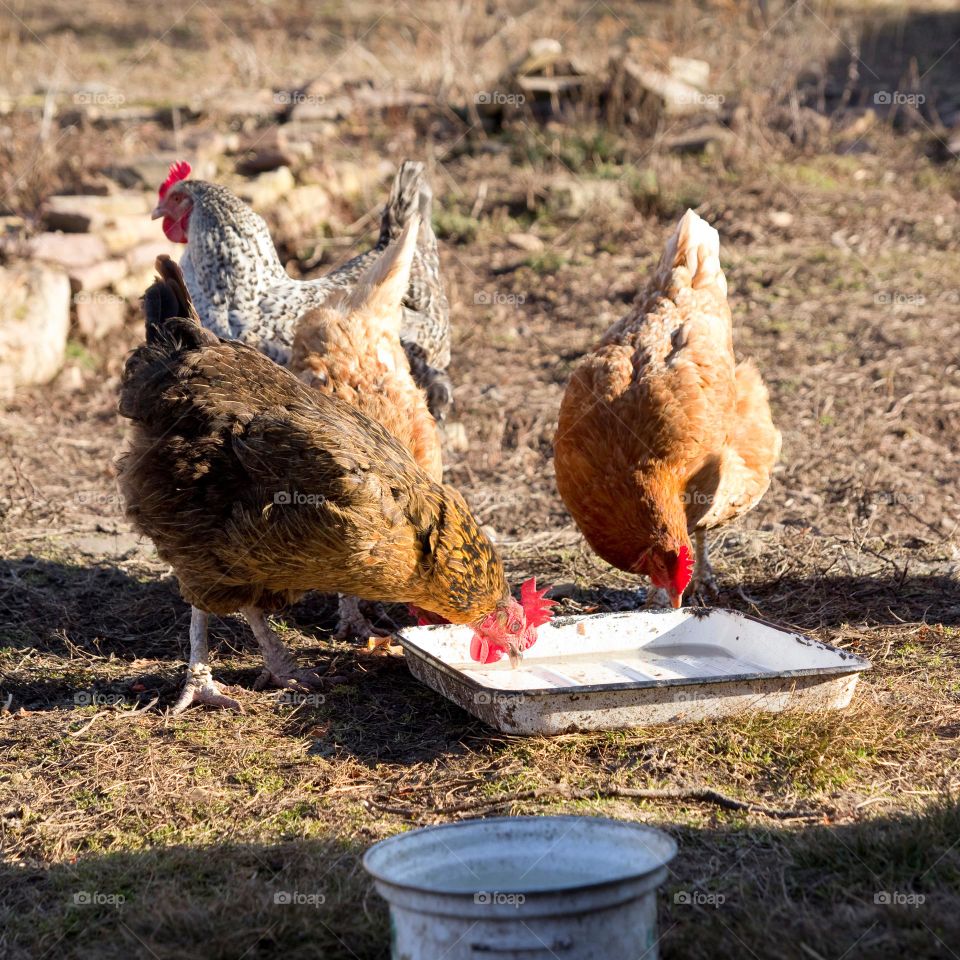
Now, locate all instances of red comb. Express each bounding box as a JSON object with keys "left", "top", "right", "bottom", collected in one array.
[
  {"left": 159, "top": 160, "right": 191, "bottom": 199},
  {"left": 672, "top": 544, "right": 694, "bottom": 593},
  {"left": 520, "top": 577, "right": 554, "bottom": 628}
]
